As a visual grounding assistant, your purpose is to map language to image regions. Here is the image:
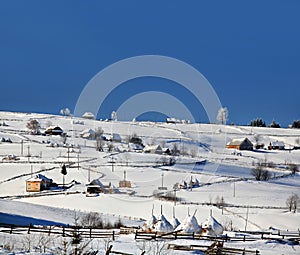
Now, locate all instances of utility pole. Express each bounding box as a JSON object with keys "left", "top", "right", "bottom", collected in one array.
[
  {"left": 21, "top": 140, "right": 23, "bottom": 156},
  {"left": 27, "top": 145, "right": 30, "bottom": 162},
  {"left": 111, "top": 156, "right": 115, "bottom": 172},
  {"left": 233, "top": 182, "right": 236, "bottom": 198},
  {"left": 88, "top": 167, "right": 91, "bottom": 183},
  {"left": 77, "top": 153, "right": 80, "bottom": 171},
  {"left": 67, "top": 147, "right": 70, "bottom": 165},
  {"left": 161, "top": 173, "right": 164, "bottom": 188},
  {"left": 245, "top": 206, "right": 249, "bottom": 231}
]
